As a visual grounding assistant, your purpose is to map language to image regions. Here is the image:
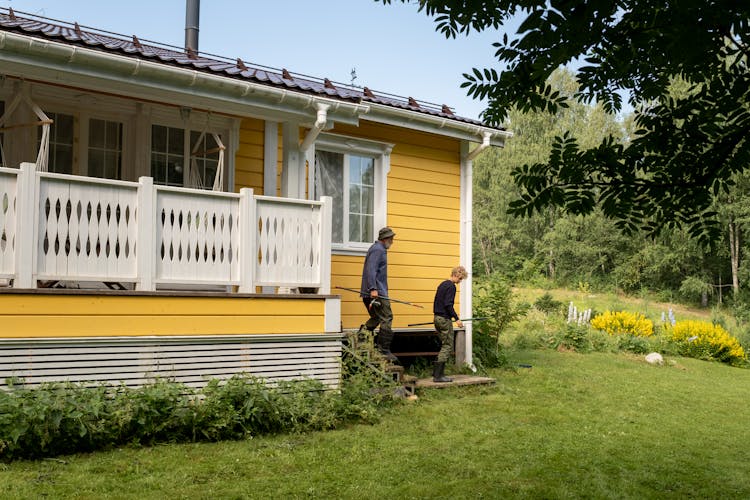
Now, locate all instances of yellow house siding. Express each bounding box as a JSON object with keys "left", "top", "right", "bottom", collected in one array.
[
  {"left": 234, "top": 117, "right": 265, "bottom": 193},
  {"left": 329, "top": 121, "right": 463, "bottom": 329},
  {"left": 0, "top": 294, "right": 326, "bottom": 338}
]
